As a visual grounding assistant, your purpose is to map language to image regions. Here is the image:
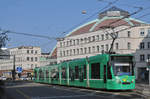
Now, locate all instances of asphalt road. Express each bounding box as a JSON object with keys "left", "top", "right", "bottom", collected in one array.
[{"left": 1, "top": 81, "right": 145, "bottom": 99}]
